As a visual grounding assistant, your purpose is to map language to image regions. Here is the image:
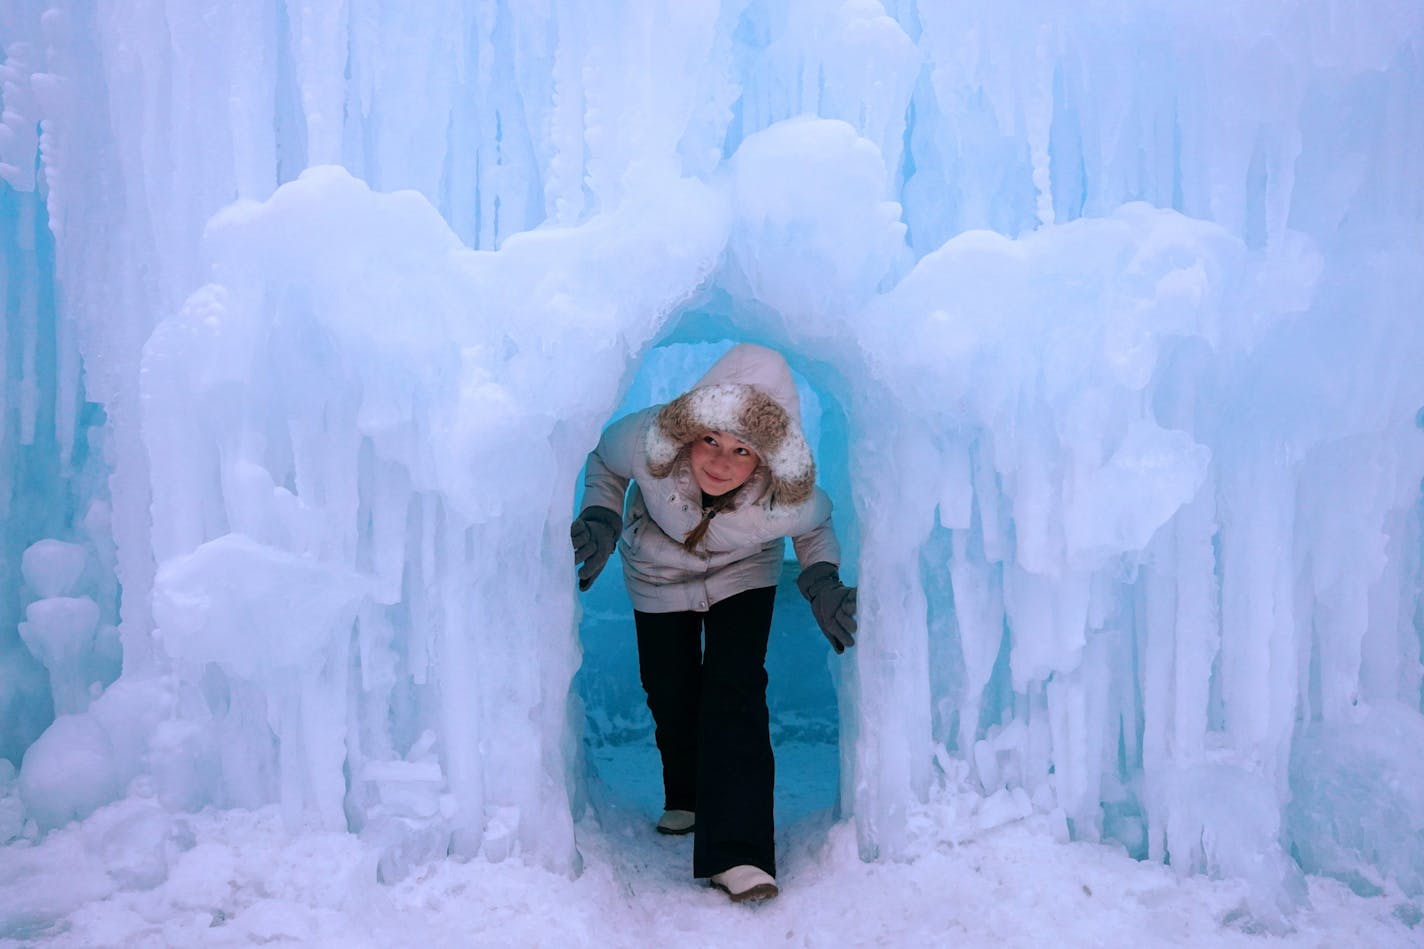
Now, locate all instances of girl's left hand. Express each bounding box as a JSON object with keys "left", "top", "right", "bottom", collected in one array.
[{"left": 797, "top": 562, "right": 857, "bottom": 653}]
